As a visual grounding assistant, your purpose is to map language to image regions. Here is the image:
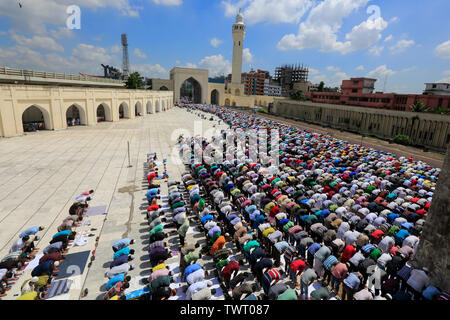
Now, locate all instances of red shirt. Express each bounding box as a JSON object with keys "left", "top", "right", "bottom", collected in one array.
[
  {"left": 341, "top": 245, "right": 356, "bottom": 262},
  {"left": 222, "top": 261, "right": 239, "bottom": 282},
  {"left": 371, "top": 229, "right": 384, "bottom": 240},
  {"left": 147, "top": 204, "right": 160, "bottom": 212},
  {"left": 290, "top": 259, "right": 306, "bottom": 274},
  {"left": 39, "top": 252, "right": 62, "bottom": 265}
]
